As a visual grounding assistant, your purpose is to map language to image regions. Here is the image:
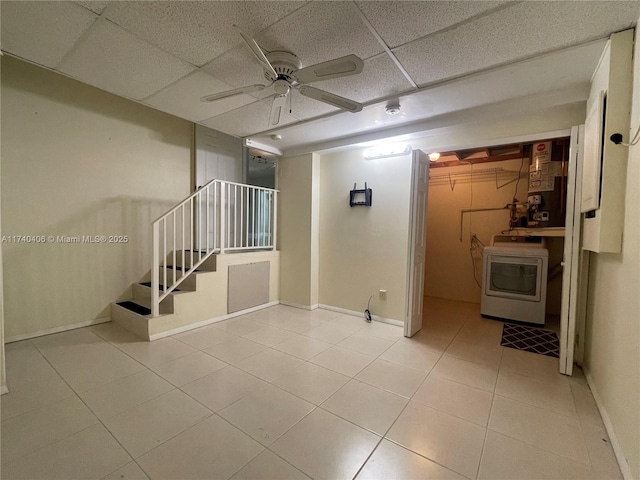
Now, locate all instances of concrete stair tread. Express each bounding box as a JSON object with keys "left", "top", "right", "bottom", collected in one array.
[{"left": 115, "top": 301, "right": 151, "bottom": 316}]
